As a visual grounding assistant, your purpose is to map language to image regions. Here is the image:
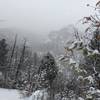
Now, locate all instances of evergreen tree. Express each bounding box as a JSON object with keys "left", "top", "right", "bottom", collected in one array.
[
  {"left": 38, "top": 52, "right": 57, "bottom": 85},
  {"left": 0, "top": 39, "right": 8, "bottom": 66},
  {"left": 38, "top": 52, "right": 58, "bottom": 100},
  {"left": 89, "top": 29, "right": 100, "bottom": 52},
  {"left": 33, "top": 52, "right": 38, "bottom": 66}
]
